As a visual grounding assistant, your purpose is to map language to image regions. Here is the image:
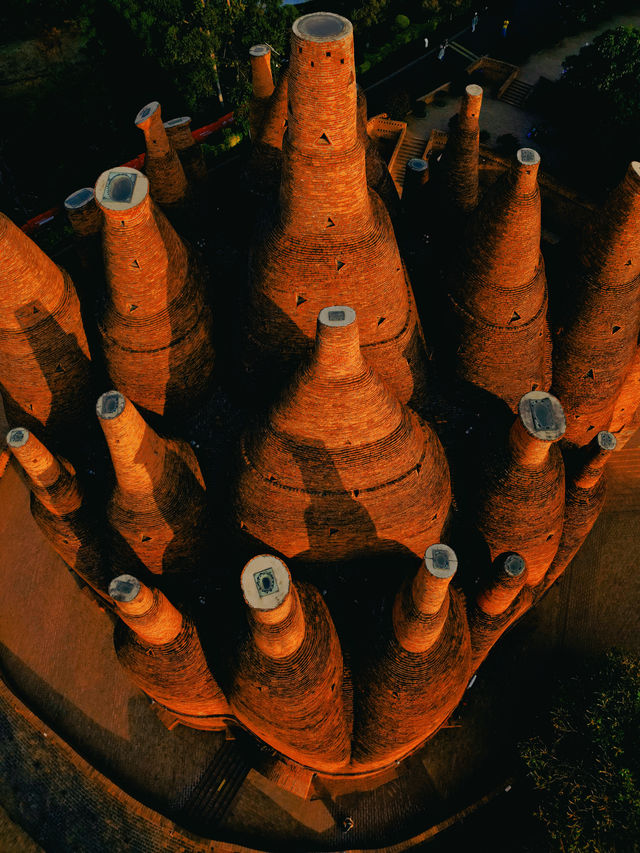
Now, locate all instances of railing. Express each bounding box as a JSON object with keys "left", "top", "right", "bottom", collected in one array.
[{"left": 20, "top": 111, "right": 235, "bottom": 236}]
